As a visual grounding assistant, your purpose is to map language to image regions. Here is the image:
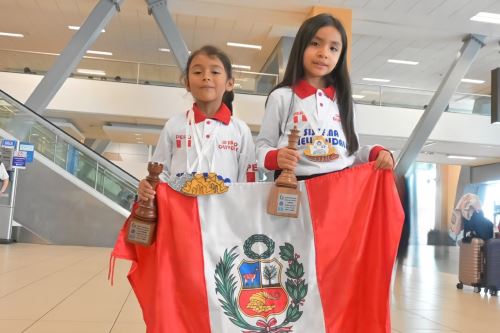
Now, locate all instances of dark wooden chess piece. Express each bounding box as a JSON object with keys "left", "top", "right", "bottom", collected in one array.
[
  {"left": 267, "top": 126, "right": 301, "bottom": 218},
  {"left": 126, "top": 162, "right": 163, "bottom": 246}
]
